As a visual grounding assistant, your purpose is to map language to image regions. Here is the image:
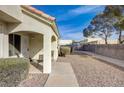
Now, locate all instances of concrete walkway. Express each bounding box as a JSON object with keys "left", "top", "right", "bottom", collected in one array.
[
  {"left": 76, "top": 51, "right": 124, "bottom": 69},
  {"left": 45, "top": 62, "right": 79, "bottom": 87}
]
